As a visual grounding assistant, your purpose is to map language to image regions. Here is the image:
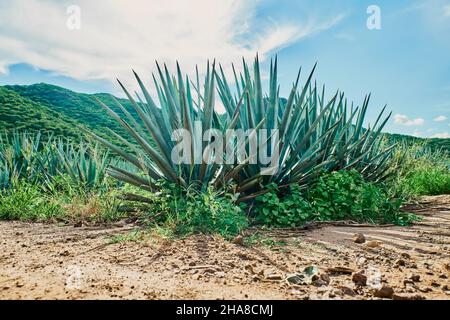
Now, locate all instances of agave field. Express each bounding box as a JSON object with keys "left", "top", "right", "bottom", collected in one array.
[
  {"left": 0, "top": 57, "right": 449, "bottom": 235},
  {"left": 4, "top": 0, "right": 450, "bottom": 302},
  {"left": 1, "top": 57, "right": 450, "bottom": 302}
]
